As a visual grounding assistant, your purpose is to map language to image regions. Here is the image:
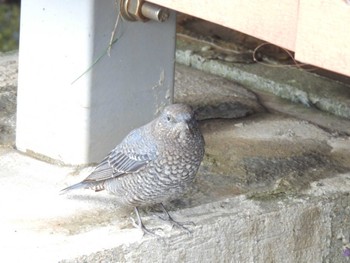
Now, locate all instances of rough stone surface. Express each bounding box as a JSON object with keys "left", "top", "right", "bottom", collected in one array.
[
  {"left": 60, "top": 193, "right": 349, "bottom": 263},
  {"left": 0, "top": 51, "right": 17, "bottom": 147},
  {"left": 175, "top": 64, "right": 265, "bottom": 120},
  {"left": 255, "top": 88, "right": 350, "bottom": 136},
  {"left": 1, "top": 51, "right": 350, "bottom": 262},
  {"left": 1, "top": 115, "right": 350, "bottom": 262},
  {"left": 201, "top": 115, "right": 350, "bottom": 191},
  {"left": 176, "top": 37, "right": 350, "bottom": 120}
]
